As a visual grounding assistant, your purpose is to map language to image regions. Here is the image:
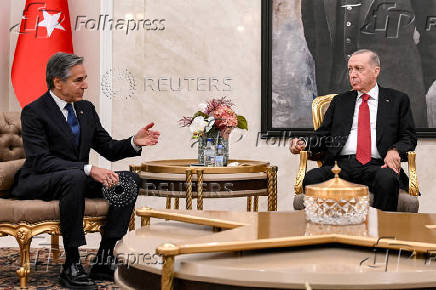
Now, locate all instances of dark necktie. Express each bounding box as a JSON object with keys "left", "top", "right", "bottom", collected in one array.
[
  {"left": 356, "top": 94, "right": 371, "bottom": 164},
  {"left": 65, "top": 103, "right": 80, "bottom": 146}
]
